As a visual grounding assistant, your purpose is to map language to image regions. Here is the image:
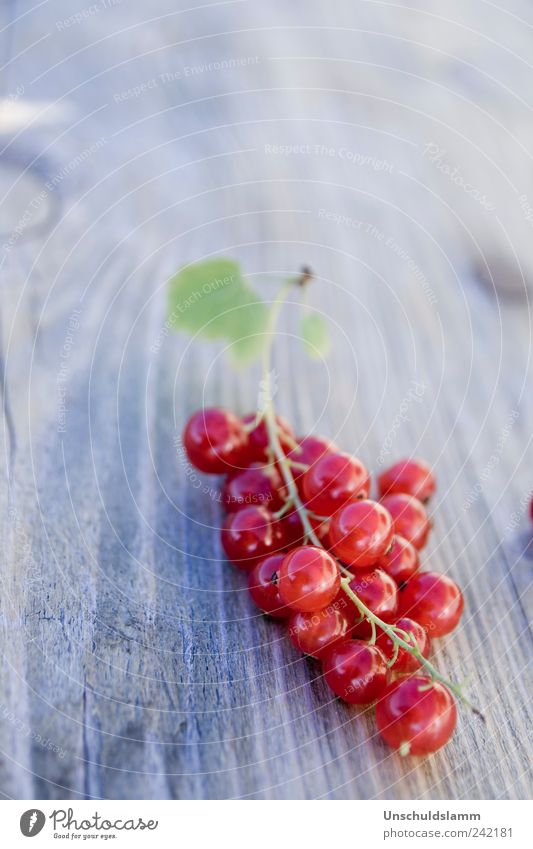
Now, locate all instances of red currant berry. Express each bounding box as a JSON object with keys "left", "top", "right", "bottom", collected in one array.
[
  {"left": 288, "top": 602, "right": 353, "bottom": 659},
  {"left": 221, "top": 505, "right": 283, "bottom": 571},
  {"left": 248, "top": 554, "right": 291, "bottom": 618},
  {"left": 278, "top": 545, "right": 340, "bottom": 612},
  {"left": 323, "top": 641, "right": 389, "bottom": 704},
  {"left": 376, "top": 617, "right": 431, "bottom": 672},
  {"left": 380, "top": 493, "right": 431, "bottom": 550},
  {"left": 241, "top": 413, "right": 294, "bottom": 463},
  {"left": 377, "top": 535, "right": 420, "bottom": 586},
  {"left": 376, "top": 676, "right": 457, "bottom": 755},
  {"left": 279, "top": 511, "right": 331, "bottom": 550},
  {"left": 329, "top": 499, "right": 394, "bottom": 568},
  {"left": 302, "top": 451, "right": 370, "bottom": 516},
  {"left": 348, "top": 568, "right": 398, "bottom": 639},
  {"left": 183, "top": 407, "right": 246, "bottom": 474},
  {"left": 290, "top": 434, "right": 338, "bottom": 465},
  {"left": 280, "top": 509, "right": 305, "bottom": 548},
  {"left": 287, "top": 435, "right": 338, "bottom": 495},
  {"left": 378, "top": 458, "right": 436, "bottom": 503},
  {"left": 399, "top": 571, "right": 464, "bottom": 637},
  {"left": 222, "top": 463, "right": 286, "bottom": 512}
]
